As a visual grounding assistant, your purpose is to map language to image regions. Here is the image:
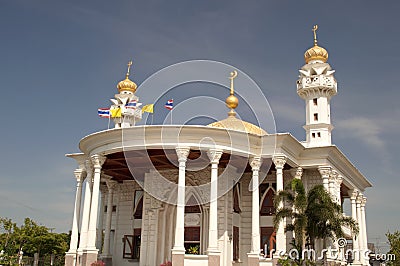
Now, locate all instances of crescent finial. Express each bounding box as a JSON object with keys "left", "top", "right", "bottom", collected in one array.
[
  {"left": 312, "top": 25, "right": 318, "bottom": 46},
  {"left": 229, "top": 70, "right": 238, "bottom": 95}
]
